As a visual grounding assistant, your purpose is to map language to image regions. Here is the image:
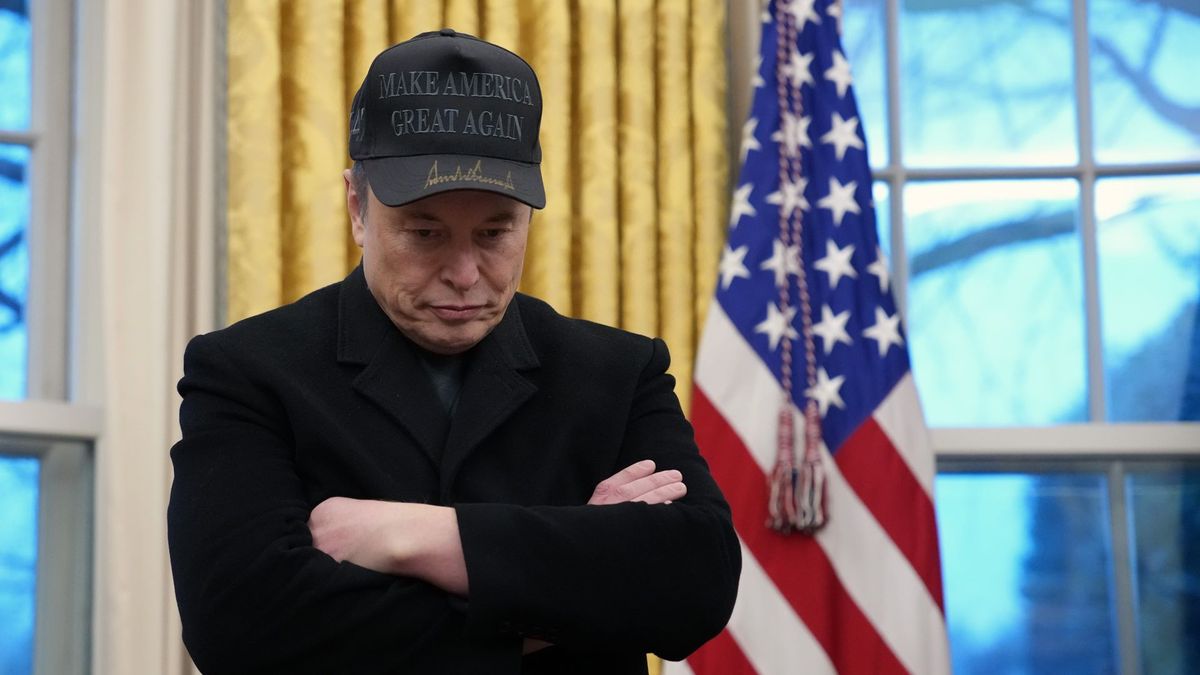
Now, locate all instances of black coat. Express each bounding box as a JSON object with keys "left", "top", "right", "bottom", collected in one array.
[{"left": 168, "top": 267, "right": 740, "bottom": 674}]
